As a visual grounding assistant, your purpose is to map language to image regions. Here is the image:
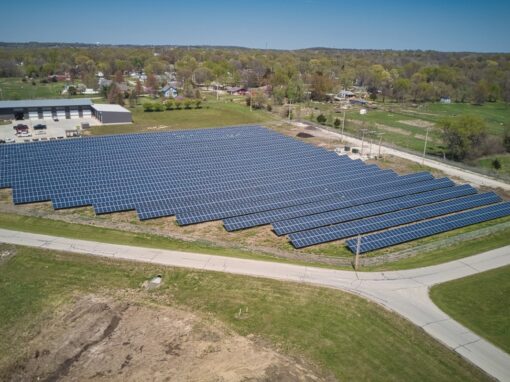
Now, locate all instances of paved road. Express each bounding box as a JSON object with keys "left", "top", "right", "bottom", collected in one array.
[
  {"left": 1, "top": 228, "right": 509, "bottom": 381},
  {"left": 313, "top": 125, "right": 510, "bottom": 191}
]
